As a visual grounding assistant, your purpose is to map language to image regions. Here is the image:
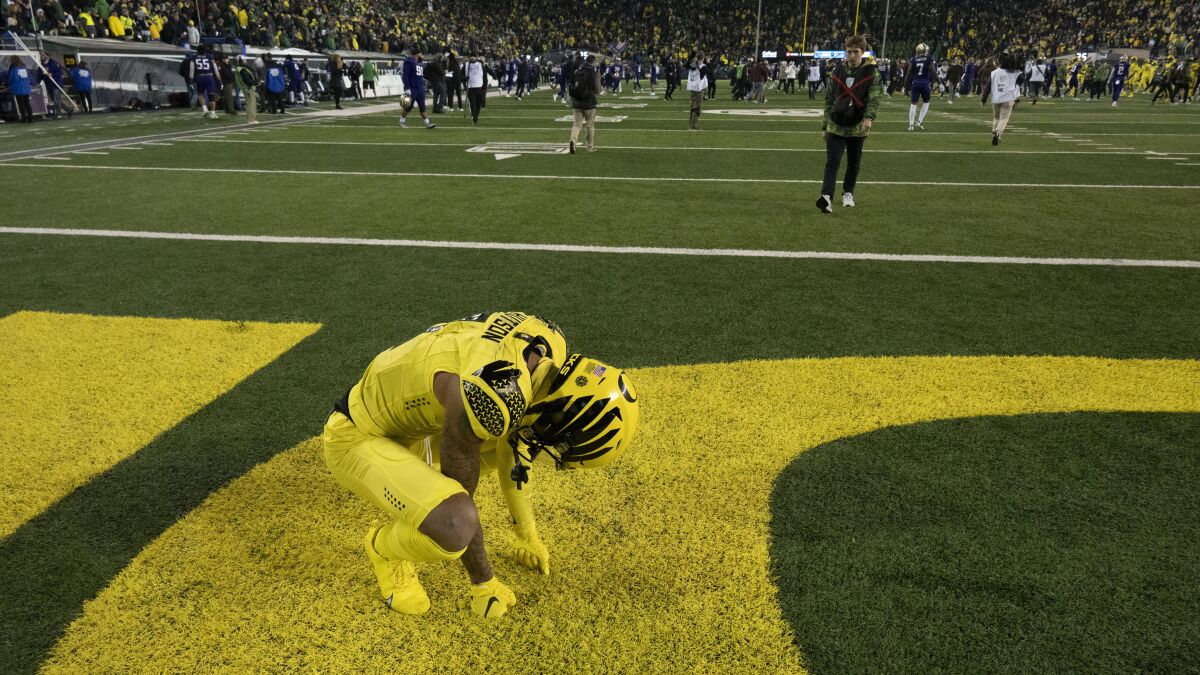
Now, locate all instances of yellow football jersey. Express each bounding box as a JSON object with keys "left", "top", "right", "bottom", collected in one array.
[{"left": 346, "top": 312, "right": 567, "bottom": 444}]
